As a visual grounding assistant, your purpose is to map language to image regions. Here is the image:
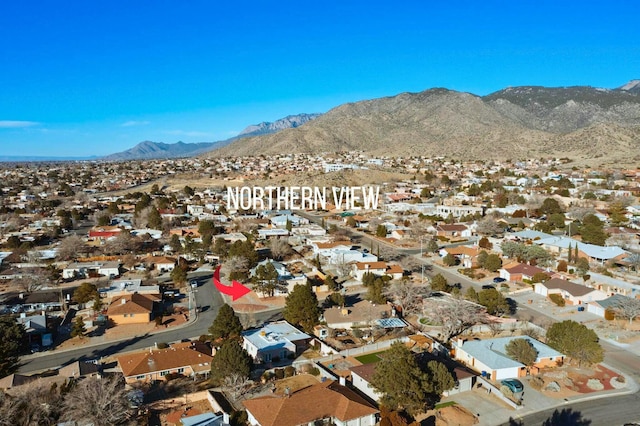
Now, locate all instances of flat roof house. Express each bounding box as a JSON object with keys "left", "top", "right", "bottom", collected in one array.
[{"left": 242, "top": 321, "right": 311, "bottom": 365}]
